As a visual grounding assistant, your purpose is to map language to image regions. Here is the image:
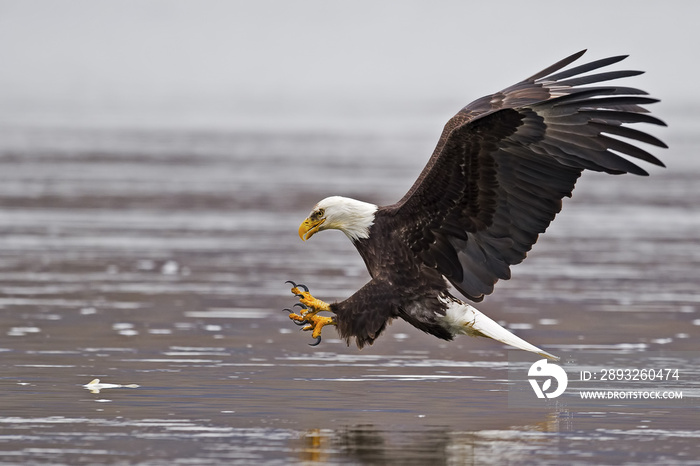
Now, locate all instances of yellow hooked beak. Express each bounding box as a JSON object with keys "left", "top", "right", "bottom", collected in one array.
[{"left": 298, "top": 217, "right": 325, "bottom": 241}]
